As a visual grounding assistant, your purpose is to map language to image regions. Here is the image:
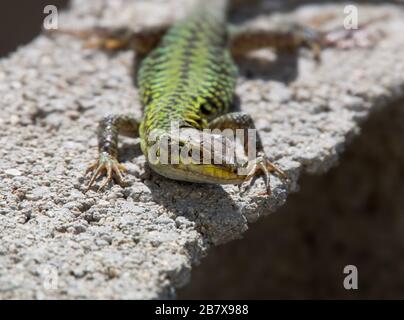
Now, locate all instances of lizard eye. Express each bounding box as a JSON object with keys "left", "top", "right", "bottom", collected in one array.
[{"left": 200, "top": 103, "right": 214, "bottom": 116}]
